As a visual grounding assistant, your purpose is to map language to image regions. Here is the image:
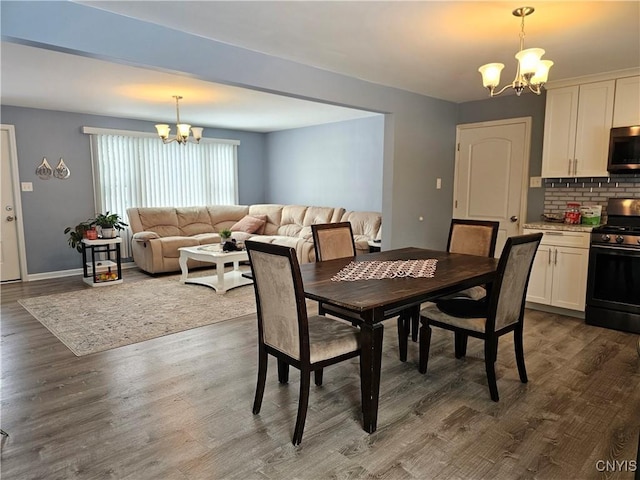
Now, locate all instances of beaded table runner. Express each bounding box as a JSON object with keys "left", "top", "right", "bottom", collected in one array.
[{"left": 331, "top": 259, "right": 438, "bottom": 282}]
